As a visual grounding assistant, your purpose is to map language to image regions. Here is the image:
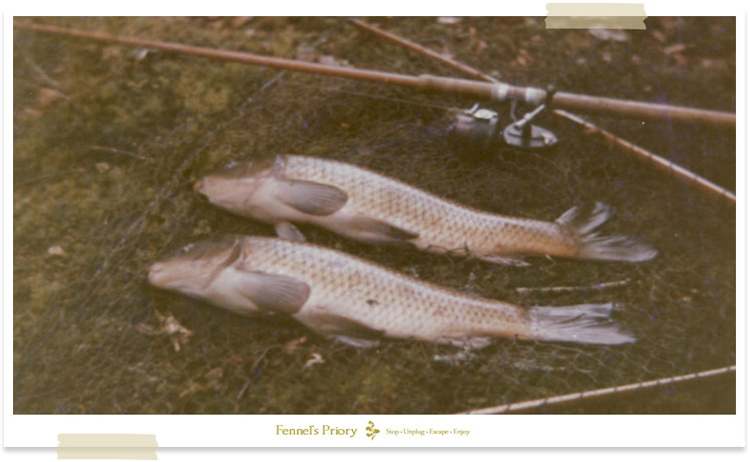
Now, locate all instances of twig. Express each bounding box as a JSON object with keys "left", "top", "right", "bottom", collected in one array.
[
  {"left": 515, "top": 279, "right": 631, "bottom": 294},
  {"left": 89, "top": 145, "right": 155, "bottom": 163},
  {"left": 237, "top": 345, "right": 276, "bottom": 400},
  {"left": 24, "top": 55, "right": 67, "bottom": 92}
]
